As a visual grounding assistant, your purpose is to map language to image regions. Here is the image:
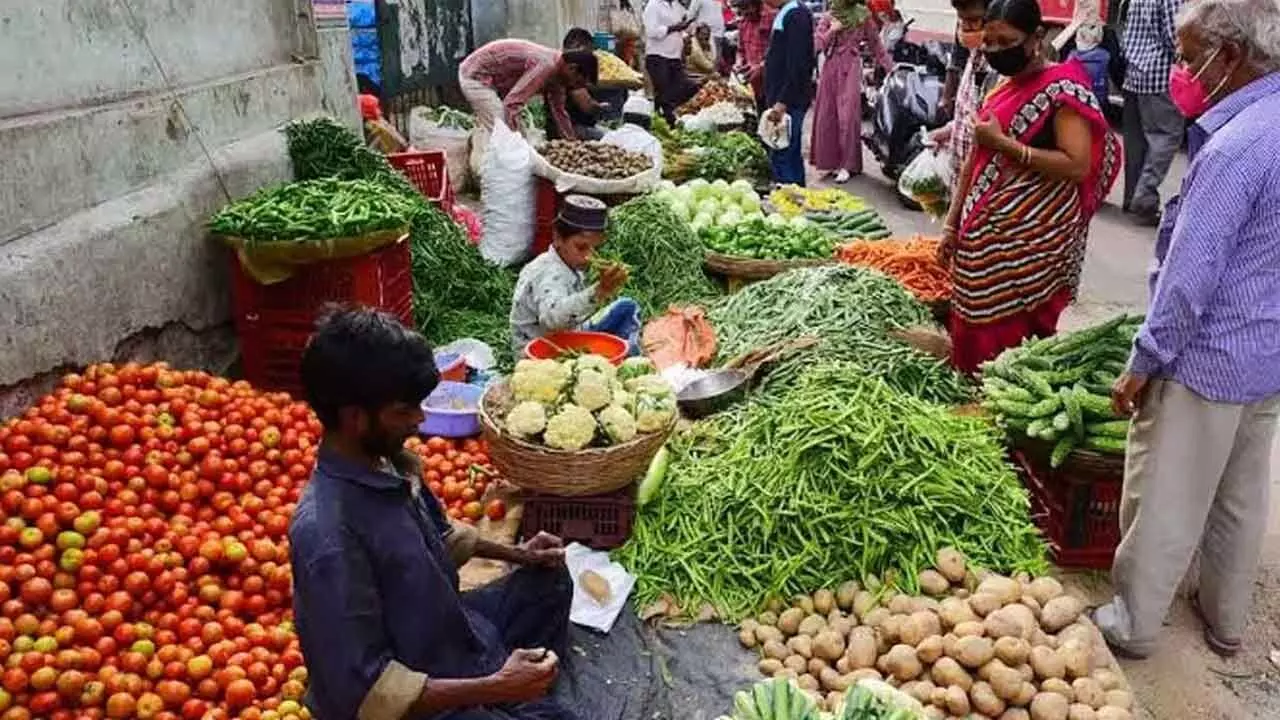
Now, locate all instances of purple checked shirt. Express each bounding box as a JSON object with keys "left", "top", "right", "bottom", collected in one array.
[{"left": 1130, "top": 72, "right": 1280, "bottom": 403}]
